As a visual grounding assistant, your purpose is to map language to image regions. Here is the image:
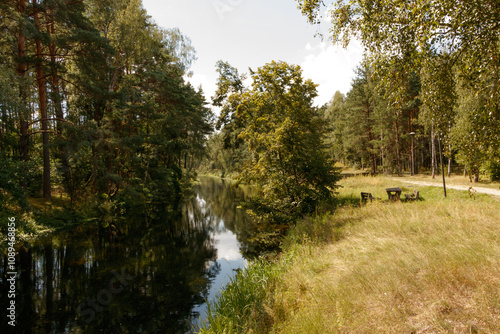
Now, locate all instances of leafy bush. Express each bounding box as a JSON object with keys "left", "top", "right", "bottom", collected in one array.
[
  {"left": 0, "top": 157, "right": 36, "bottom": 211},
  {"left": 487, "top": 160, "right": 500, "bottom": 181}
]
